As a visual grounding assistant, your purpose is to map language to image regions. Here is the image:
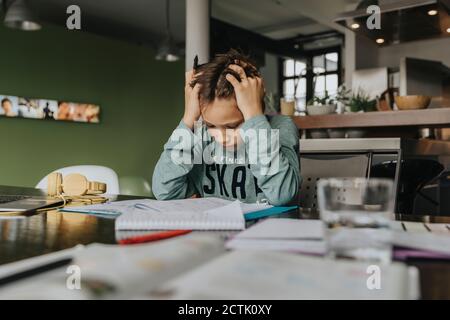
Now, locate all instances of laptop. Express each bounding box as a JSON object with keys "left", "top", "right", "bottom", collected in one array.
[{"left": 0, "top": 195, "right": 64, "bottom": 212}]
